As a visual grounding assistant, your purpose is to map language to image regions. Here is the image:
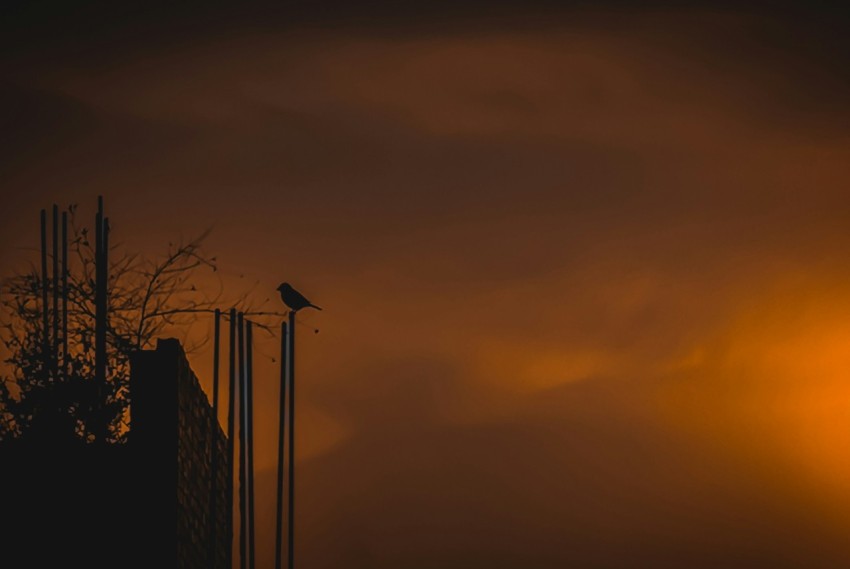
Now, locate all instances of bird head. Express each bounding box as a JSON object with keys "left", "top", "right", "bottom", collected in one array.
[{"left": 276, "top": 282, "right": 291, "bottom": 292}]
